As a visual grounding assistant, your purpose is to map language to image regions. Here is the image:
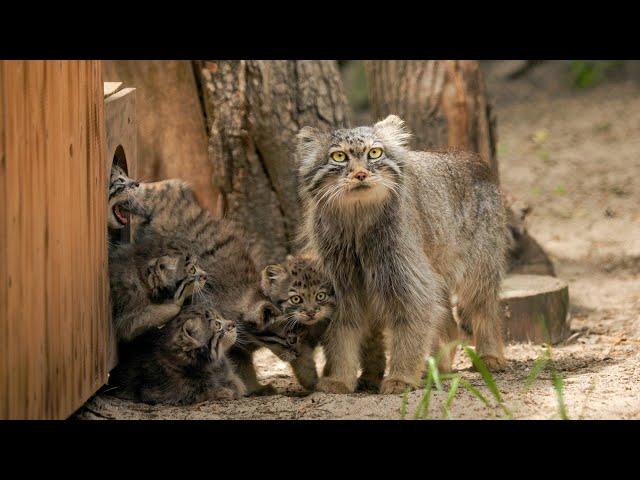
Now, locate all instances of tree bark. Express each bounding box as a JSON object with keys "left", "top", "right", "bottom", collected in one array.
[
  {"left": 195, "top": 60, "right": 350, "bottom": 268},
  {"left": 364, "top": 60, "right": 554, "bottom": 276},
  {"left": 365, "top": 60, "right": 498, "bottom": 181}
]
